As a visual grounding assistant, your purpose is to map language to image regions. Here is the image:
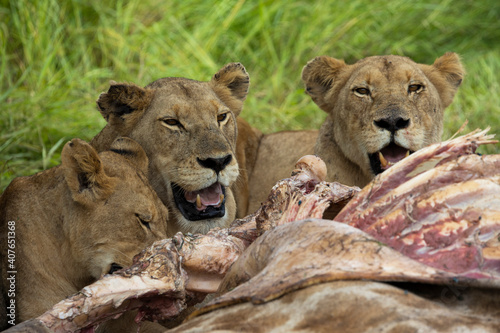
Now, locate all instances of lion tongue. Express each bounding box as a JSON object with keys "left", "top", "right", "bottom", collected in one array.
[
  {"left": 185, "top": 183, "right": 223, "bottom": 211},
  {"left": 379, "top": 145, "right": 410, "bottom": 170}
]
